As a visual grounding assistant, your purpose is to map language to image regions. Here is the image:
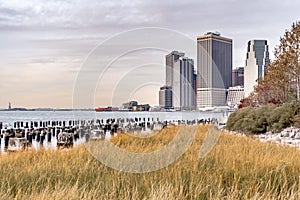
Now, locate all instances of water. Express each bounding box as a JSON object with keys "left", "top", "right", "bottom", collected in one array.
[
  {"left": 0, "top": 110, "right": 228, "bottom": 126},
  {"left": 0, "top": 110, "right": 229, "bottom": 153}
]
